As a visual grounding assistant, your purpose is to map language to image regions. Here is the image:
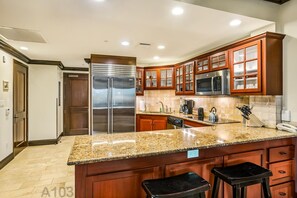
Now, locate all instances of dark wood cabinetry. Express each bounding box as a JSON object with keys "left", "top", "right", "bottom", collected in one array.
[
  {"left": 210, "top": 51, "right": 228, "bottom": 71},
  {"left": 196, "top": 57, "right": 210, "bottom": 74},
  {"left": 75, "top": 138, "right": 296, "bottom": 198},
  {"left": 268, "top": 145, "right": 295, "bottom": 197},
  {"left": 144, "top": 66, "right": 174, "bottom": 90},
  {"left": 136, "top": 67, "right": 144, "bottom": 96},
  {"left": 136, "top": 115, "right": 167, "bottom": 132},
  {"left": 184, "top": 120, "right": 208, "bottom": 127},
  {"left": 229, "top": 33, "right": 285, "bottom": 95},
  {"left": 175, "top": 61, "right": 195, "bottom": 95},
  {"left": 223, "top": 150, "right": 264, "bottom": 198}
]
